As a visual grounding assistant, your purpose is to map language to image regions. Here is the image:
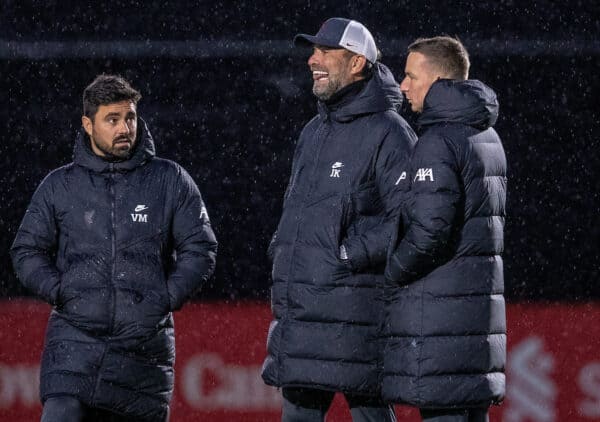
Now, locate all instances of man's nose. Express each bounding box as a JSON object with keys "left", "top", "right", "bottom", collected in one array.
[
  {"left": 399, "top": 77, "right": 409, "bottom": 92},
  {"left": 118, "top": 120, "right": 130, "bottom": 134}
]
